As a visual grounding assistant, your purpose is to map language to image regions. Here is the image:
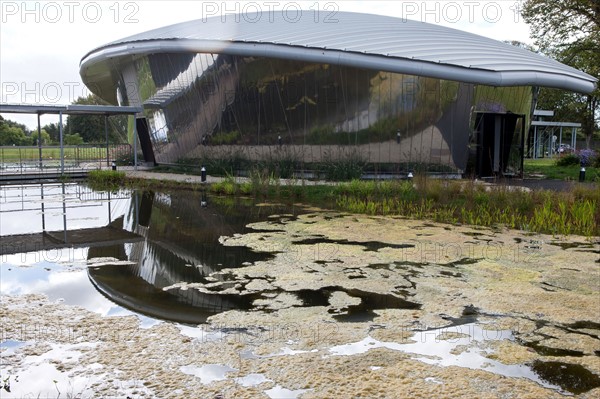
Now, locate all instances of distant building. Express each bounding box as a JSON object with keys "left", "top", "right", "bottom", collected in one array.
[{"left": 80, "top": 11, "right": 596, "bottom": 177}]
